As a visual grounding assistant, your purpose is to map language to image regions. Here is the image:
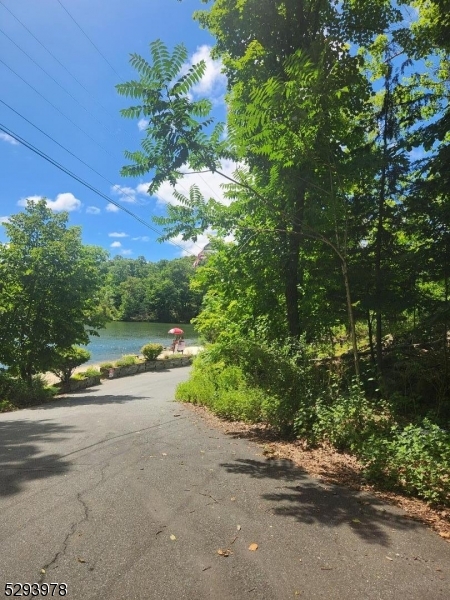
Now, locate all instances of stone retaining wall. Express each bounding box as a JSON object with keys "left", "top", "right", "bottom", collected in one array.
[
  {"left": 106, "top": 356, "right": 192, "bottom": 379},
  {"left": 65, "top": 356, "right": 193, "bottom": 392}
]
